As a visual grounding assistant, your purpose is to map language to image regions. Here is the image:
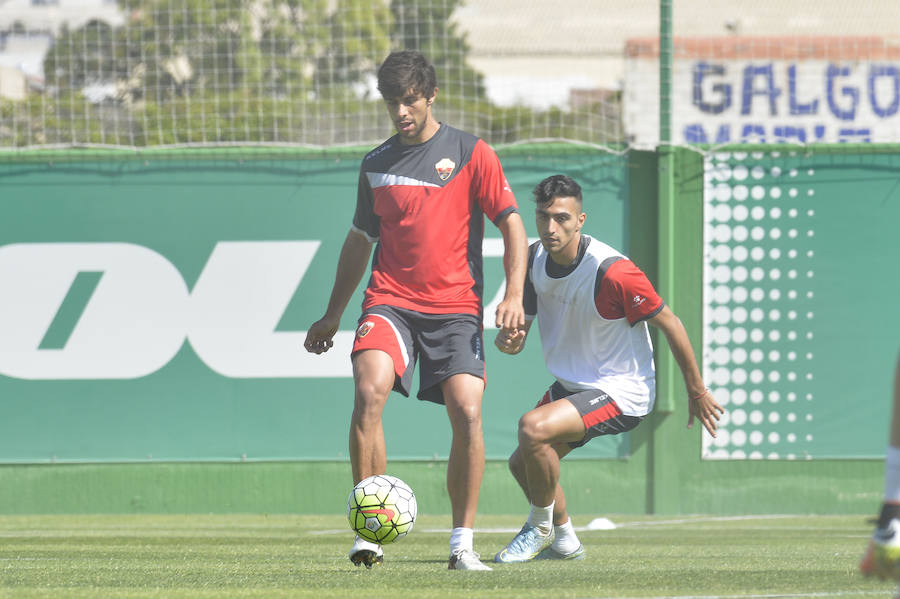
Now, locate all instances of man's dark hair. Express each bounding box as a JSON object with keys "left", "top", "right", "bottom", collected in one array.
[
  {"left": 533, "top": 175, "right": 583, "bottom": 207},
  {"left": 377, "top": 50, "right": 438, "bottom": 100}
]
